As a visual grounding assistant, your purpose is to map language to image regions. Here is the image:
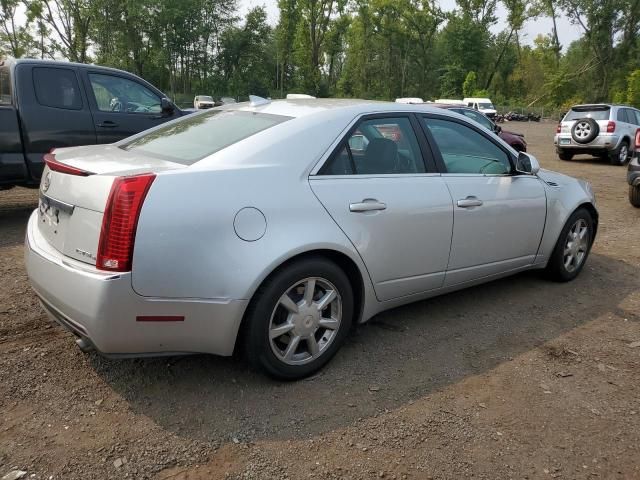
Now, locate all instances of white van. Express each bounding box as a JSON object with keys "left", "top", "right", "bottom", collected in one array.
[
  {"left": 463, "top": 97, "right": 497, "bottom": 119},
  {"left": 435, "top": 99, "right": 465, "bottom": 105}
]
